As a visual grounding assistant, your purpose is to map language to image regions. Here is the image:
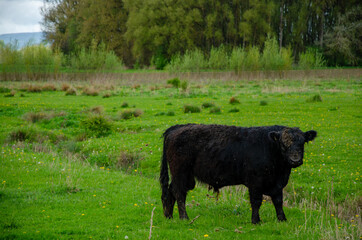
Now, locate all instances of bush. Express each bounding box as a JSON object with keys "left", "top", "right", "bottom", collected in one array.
[
  {"left": 81, "top": 115, "right": 113, "bottom": 137},
  {"left": 184, "top": 105, "right": 201, "bottom": 113},
  {"left": 166, "top": 49, "right": 207, "bottom": 72},
  {"left": 70, "top": 41, "right": 124, "bottom": 71},
  {"left": 245, "top": 46, "right": 260, "bottom": 71},
  {"left": 299, "top": 48, "right": 326, "bottom": 69},
  {"left": 229, "top": 97, "right": 240, "bottom": 105},
  {"left": 261, "top": 37, "right": 284, "bottom": 70},
  {"left": 61, "top": 83, "right": 70, "bottom": 91},
  {"left": 208, "top": 45, "right": 229, "bottom": 70},
  {"left": 230, "top": 47, "right": 247, "bottom": 72},
  {"left": 167, "top": 78, "right": 181, "bottom": 88}
]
